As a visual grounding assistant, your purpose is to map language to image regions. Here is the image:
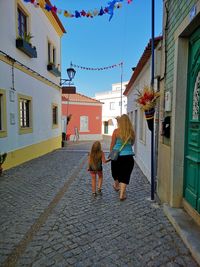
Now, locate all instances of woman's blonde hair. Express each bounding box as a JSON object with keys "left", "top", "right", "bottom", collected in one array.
[
  {"left": 118, "top": 114, "right": 135, "bottom": 143},
  {"left": 89, "top": 141, "right": 102, "bottom": 169}
]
